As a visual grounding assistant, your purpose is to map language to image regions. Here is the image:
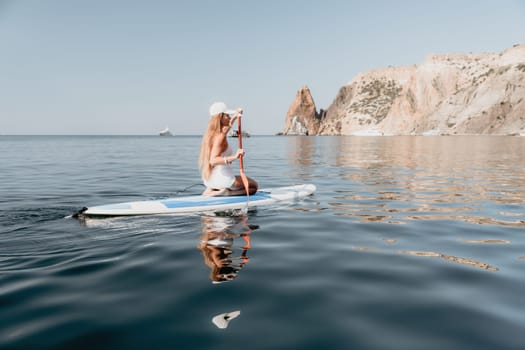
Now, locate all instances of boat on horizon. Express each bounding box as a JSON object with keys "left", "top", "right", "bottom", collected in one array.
[
  {"left": 159, "top": 127, "right": 173, "bottom": 136},
  {"left": 230, "top": 130, "right": 250, "bottom": 138}
]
